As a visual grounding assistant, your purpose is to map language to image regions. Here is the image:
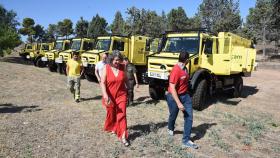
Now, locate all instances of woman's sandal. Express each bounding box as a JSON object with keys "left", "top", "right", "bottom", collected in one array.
[{"left": 121, "top": 138, "right": 130, "bottom": 147}]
